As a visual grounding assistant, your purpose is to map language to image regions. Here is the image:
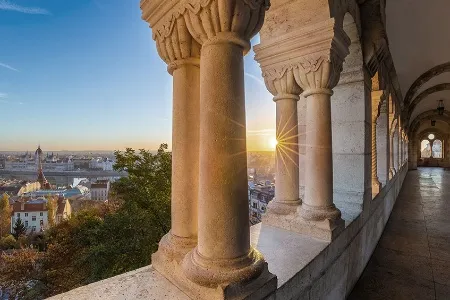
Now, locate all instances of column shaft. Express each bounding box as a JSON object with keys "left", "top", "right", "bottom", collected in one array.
[
  {"left": 372, "top": 115, "right": 381, "bottom": 195},
  {"left": 171, "top": 63, "right": 200, "bottom": 239},
  {"left": 197, "top": 42, "right": 249, "bottom": 260},
  {"left": 275, "top": 97, "right": 300, "bottom": 205},
  {"left": 390, "top": 134, "right": 395, "bottom": 178},
  {"left": 302, "top": 91, "right": 339, "bottom": 221}
]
